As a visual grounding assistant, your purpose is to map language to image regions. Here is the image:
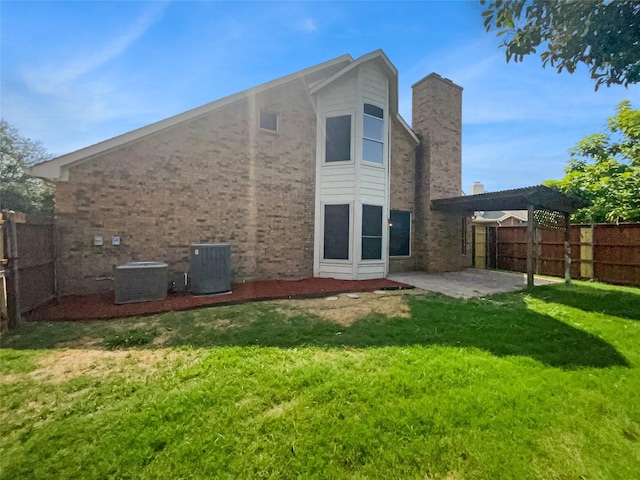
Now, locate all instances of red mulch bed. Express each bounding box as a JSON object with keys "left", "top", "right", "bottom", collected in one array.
[{"left": 27, "top": 277, "right": 412, "bottom": 322}]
